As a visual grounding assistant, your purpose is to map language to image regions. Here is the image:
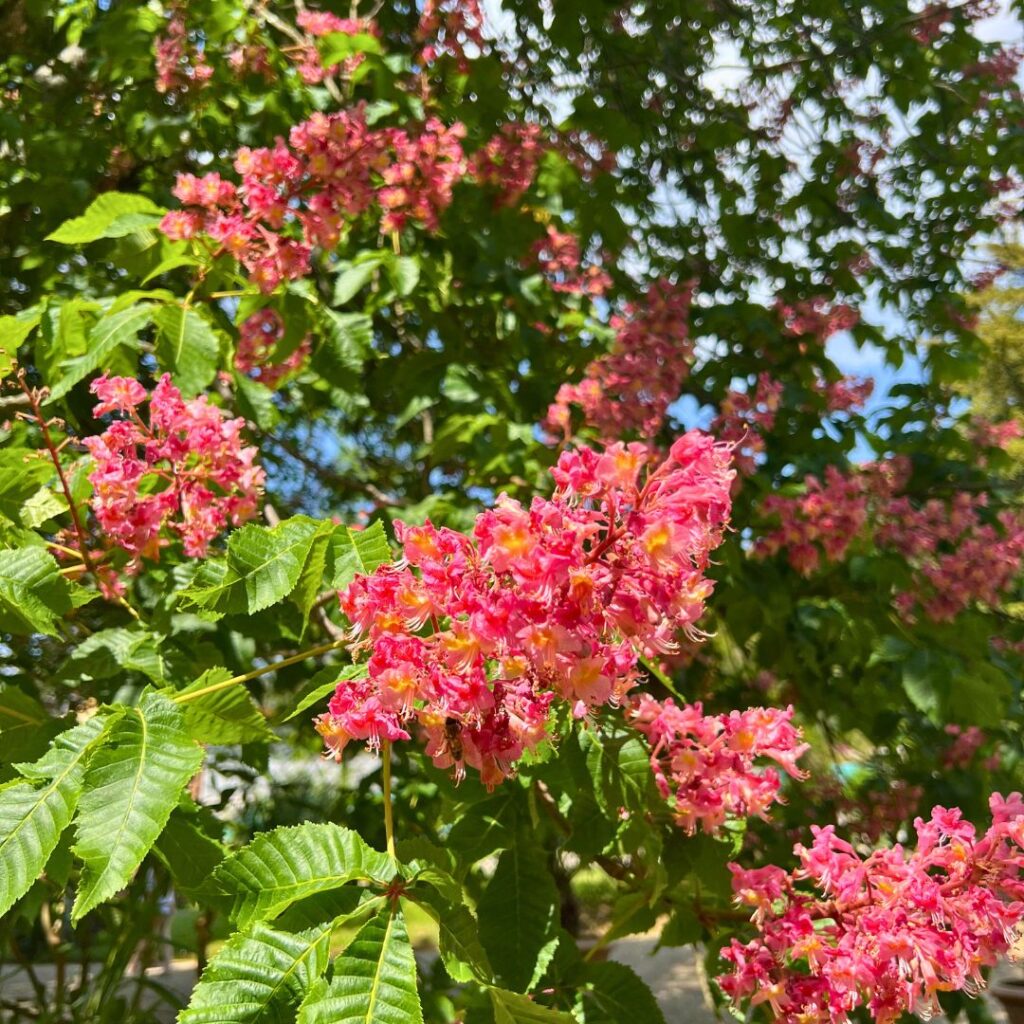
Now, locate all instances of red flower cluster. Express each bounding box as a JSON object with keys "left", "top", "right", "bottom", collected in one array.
[
  {"left": 316, "top": 432, "right": 734, "bottom": 785},
  {"left": 160, "top": 108, "right": 552, "bottom": 292},
  {"left": 472, "top": 123, "right": 545, "bottom": 205},
  {"left": 711, "top": 374, "right": 784, "bottom": 477},
  {"left": 879, "top": 491, "right": 1024, "bottom": 621},
  {"left": 970, "top": 416, "right": 1023, "bottom": 450},
  {"left": 83, "top": 375, "right": 264, "bottom": 568},
  {"left": 719, "top": 794, "right": 1024, "bottom": 1024},
  {"left": 416, "top": 0, "right": 486, "bottom": 69},
  {"left": 154, "top": 15, "right": 213, "bottom": 94},
  {"left": 628, "top": 694, "right": 808, "bottom": 834},
  {"left": 756, "top": 456, "right": 1024, "bottom": 619},
  {"left": 943, "top": 723, "right": 998, "bottom": 770},
  {"left": 756, "top": 465, "right": 871, "bottom": 574},
  {"left": 235, "top": 310, "right": 311, "bottom": 389},
  {"left": 546, "top": 280, "right": 694, "bottom": 439},
  {"left": 817, "top": 374, "right": 874, "bottom": 413},
  {"left": 530, "top": 226, "right": 612, "bottom": 297},
  {"left": 778, "top": 298, "right": 859, "bottom": 344}
]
